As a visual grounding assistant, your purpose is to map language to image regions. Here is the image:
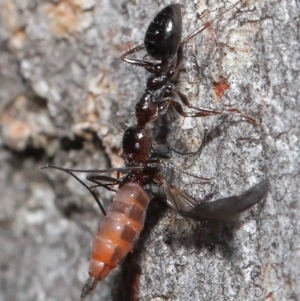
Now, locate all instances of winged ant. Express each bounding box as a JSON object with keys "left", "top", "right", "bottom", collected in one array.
[{"left": 41, "top": 1, "right": 269, "bottom": 300}]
